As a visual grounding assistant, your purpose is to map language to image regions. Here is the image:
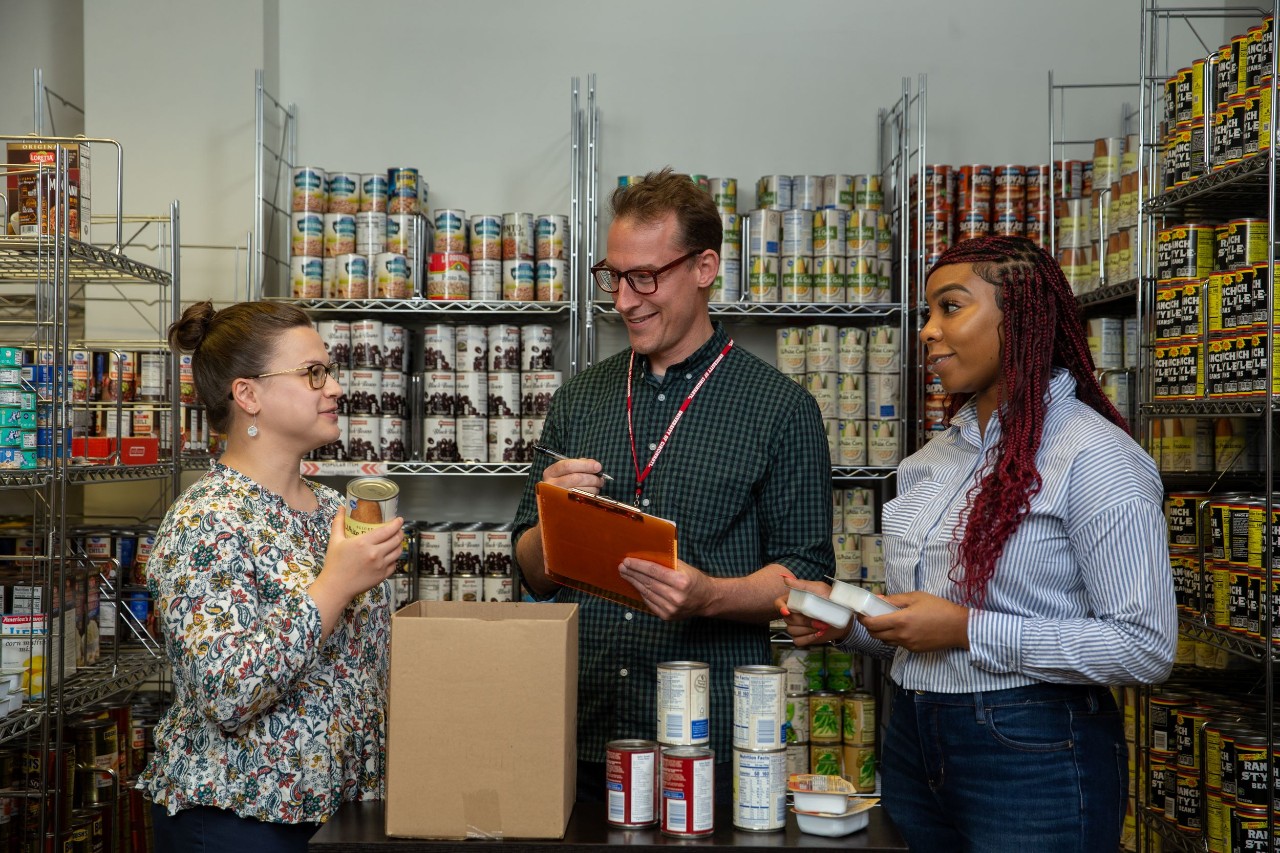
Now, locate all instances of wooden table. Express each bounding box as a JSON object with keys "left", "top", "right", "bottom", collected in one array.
[{"left": 310, "top": 801, "right": 908, "bottom": 852}]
